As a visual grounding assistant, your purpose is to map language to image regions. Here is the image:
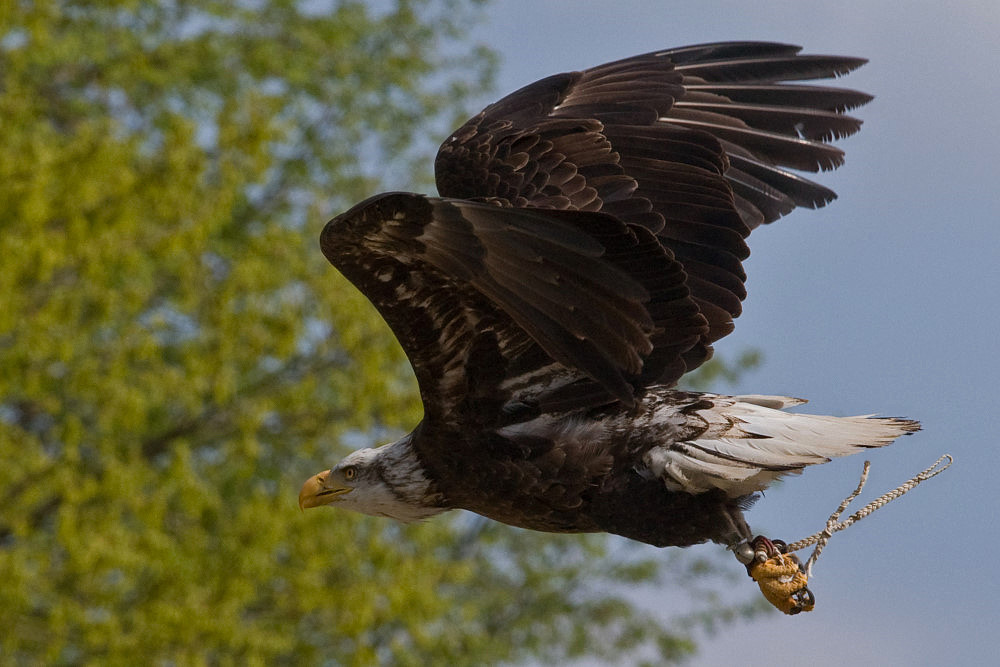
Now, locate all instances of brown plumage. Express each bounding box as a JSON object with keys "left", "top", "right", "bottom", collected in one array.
[{"left": 299, "top": 42, "right": 917, "bottom": 549}]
